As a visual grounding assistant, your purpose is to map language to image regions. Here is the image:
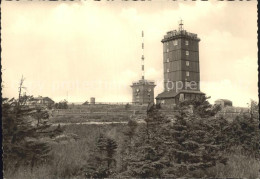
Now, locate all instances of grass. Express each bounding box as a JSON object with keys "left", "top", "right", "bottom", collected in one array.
[
  {"left": 4, "top": 124, "right": 127, "bottom": 179},
  {"left": 4, "top": 165, "right": 53, "bottom": 179},
  {"left": 51, "top": 113, "right": 131, "bottom": 124},
  {"left": 207, "top": 149, "right": 260, "bottom": 178}
]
